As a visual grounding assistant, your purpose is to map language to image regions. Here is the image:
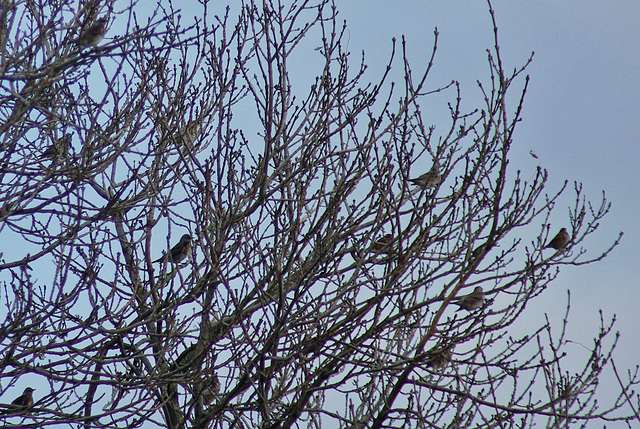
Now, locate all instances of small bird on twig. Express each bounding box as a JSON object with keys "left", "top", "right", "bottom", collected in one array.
[
  {"left": 77, "top": 17, "right": 108, "bottom": 47},
  {"left": 40, "top": 133, "right": 71, "bottom": 161},
  {"left": 175, "top": 119, "right": 202, "bottom": 150},
  {"left": 154, "top": 234, "right": 192, "bottom": 264},
  {"left": 471, "top": 244, "right": 487, "bottom": 260},
  {"left": 544, "top": 228, "right": 570, "bottom": 251},
  {"left": 425, "top": 346, "right": 453, "bottom": 370},
  {"left": 199, "top": 373, "right": 220, "bottom": 405},
  {"left": 11, "top": 387, "right": 34, "bottom": 408},
  {"left": 453, "top": 286, "right": 485, "bottom": 311},
  {"left": 1, "top": 387, "right": 35, "bottom": 415},
  {"left": 409, "top": 161, "right": 441, "bottom": 189},
  {"left": 370, "top": 233, "right": 394, "bottom": 254}
]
